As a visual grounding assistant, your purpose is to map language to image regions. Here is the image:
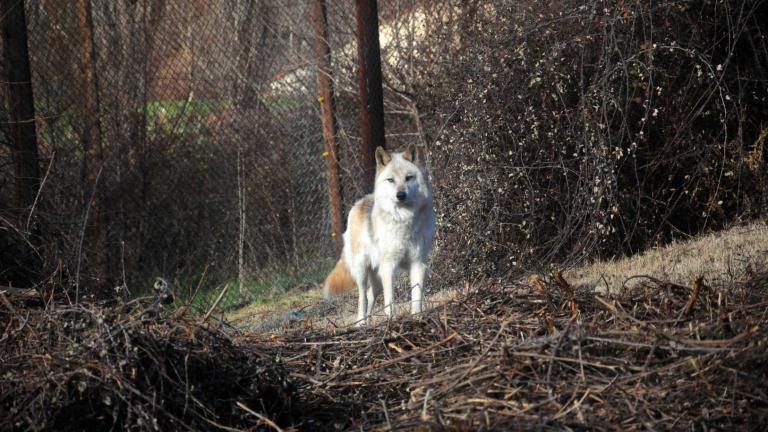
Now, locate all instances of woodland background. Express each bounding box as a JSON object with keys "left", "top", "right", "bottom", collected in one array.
[{"left": 1, "top": 0, "right": 767, "bottom": 310}]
